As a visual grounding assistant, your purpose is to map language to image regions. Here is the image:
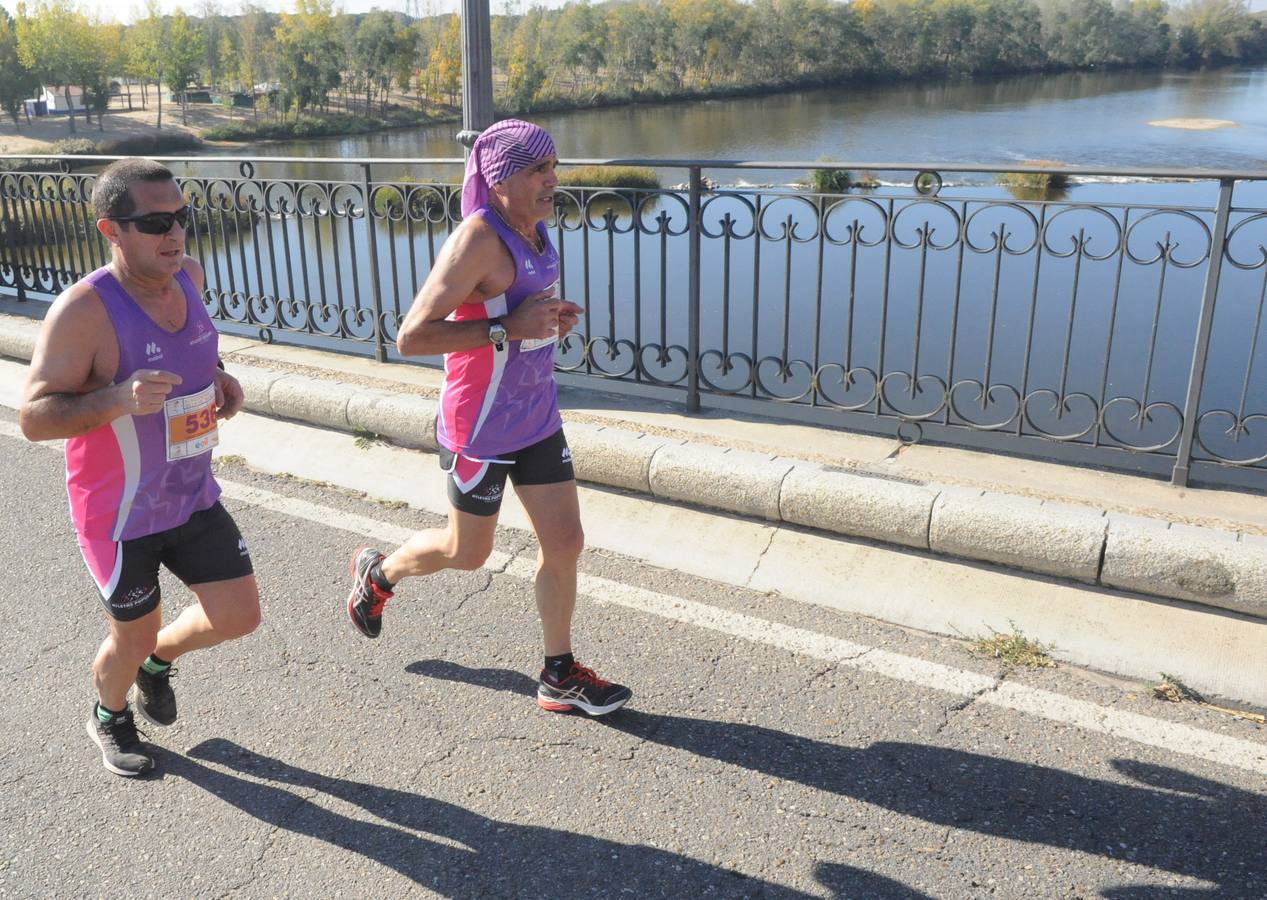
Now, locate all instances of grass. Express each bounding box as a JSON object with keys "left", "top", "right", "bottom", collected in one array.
[
  {"left": 213, "top": 454, "right": 246, "bottom": 466},
  {"left": 558, "top": 165, "right": 661, "bottom": 190},
  {"left": 966, "top": 623, "right": 1056, "bottom": 669}
]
